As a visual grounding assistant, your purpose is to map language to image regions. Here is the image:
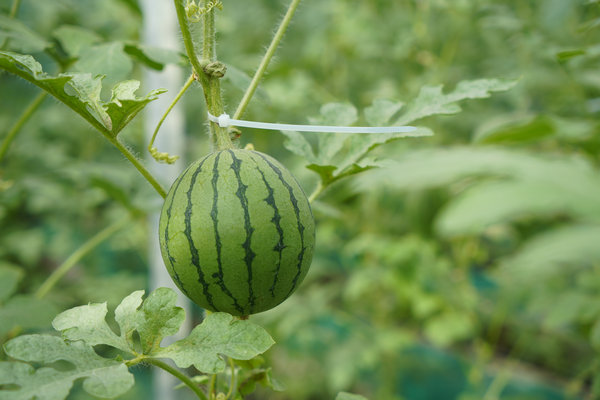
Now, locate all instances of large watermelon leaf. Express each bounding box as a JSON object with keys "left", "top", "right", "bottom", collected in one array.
[
  {"left": 281, "top": 78, "right": 515, "bottom": 189},
  {"left": 281, "top": 103, "right": 431, "bottom": 186},
  {"left": 0, "top": 335, "right": 134, "bottom": 400},
  {"left": 393, "top": 78, "right": 517, "bottom": 126},
  {"left": 125, "top": 288, "right": 185, "bottom": 353},
  {"left": 0, "top": 51, "right": 165, "bottom": 138},
  {"left": 1, "top": 288, "right": 275, "bottom": 399},
  {"left": 155, "top": 312, "right": 275, "bottom": 374},
  {"left": 51, "top": 302, "right": 130, "bottom": 352}
]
